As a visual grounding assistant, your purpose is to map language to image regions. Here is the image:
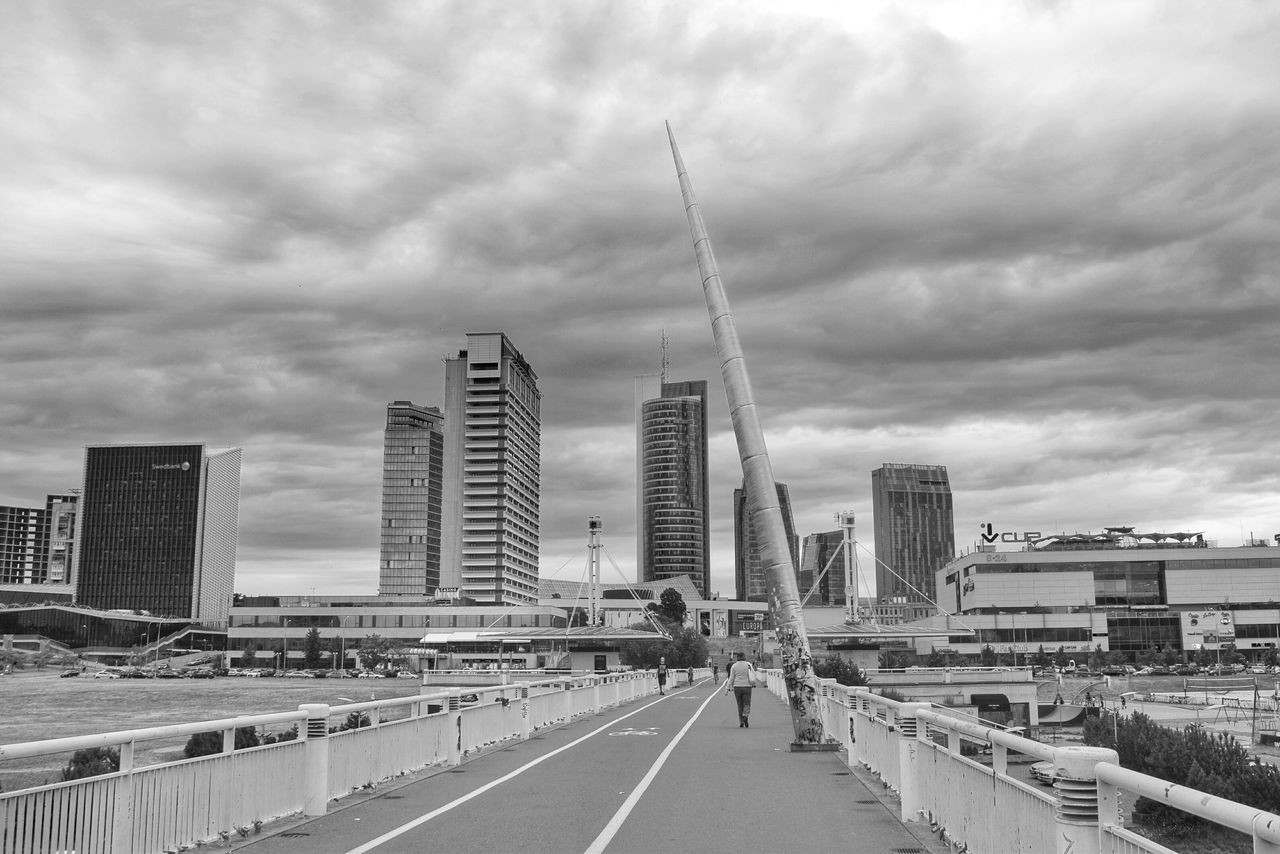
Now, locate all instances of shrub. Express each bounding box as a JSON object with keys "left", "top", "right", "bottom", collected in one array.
[
  {"left": 61, "top": 747, "right": 119, "bottom": 781},
  {"left": 183, "top": 726, "right": 261, "bottom": 758}
]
